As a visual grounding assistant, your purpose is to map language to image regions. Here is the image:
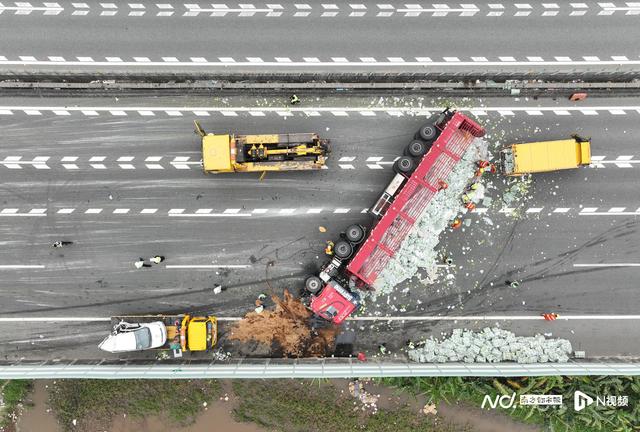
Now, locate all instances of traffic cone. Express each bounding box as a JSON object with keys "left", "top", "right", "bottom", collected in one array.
[
  {"left": 478, "top": 160, "right": 490, "bottom": 168},
  {"left": 357, "top": 352, "right": 367, "bottom": 362},
  {"left": 542, "top": 313, "right": 559, "bottom": 321},
  {"left": 451, "top": 218, "right": 462, "bottom": 229},
  {"left": 437, "top": 180, "right": 448, "bottom": 190},
  {"left": 465, "top": 202, "right": 476, "bottom": 211}
]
